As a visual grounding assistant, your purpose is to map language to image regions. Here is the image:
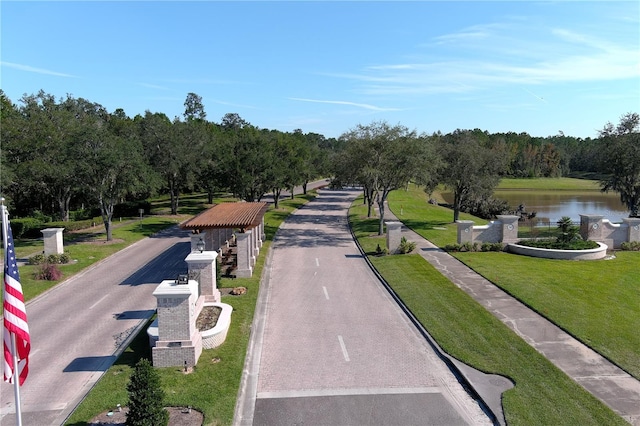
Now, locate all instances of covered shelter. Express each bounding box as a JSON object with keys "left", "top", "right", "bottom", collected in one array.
[{"left": 181, "top": 202, "right": 269, "bottom": 278}]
